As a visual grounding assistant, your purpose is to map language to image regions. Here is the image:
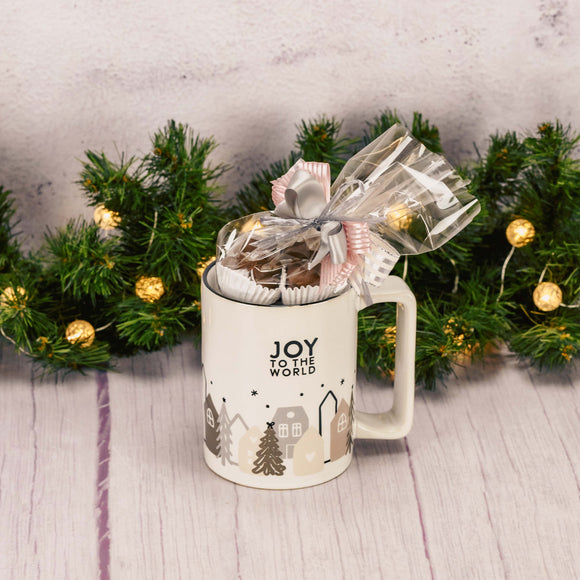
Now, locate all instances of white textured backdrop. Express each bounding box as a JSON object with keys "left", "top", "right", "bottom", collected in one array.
[{"left": 1, "top": 0, "right": 579, "bottom": 247}]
